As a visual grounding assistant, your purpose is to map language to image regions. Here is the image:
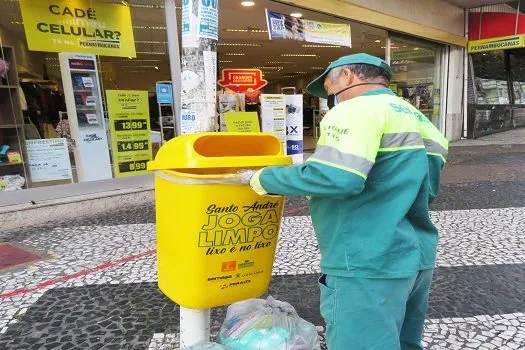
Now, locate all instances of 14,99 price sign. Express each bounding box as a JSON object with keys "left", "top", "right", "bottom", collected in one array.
[{"left": 106, "top": 90, "right": 152, "bottom": 178}]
